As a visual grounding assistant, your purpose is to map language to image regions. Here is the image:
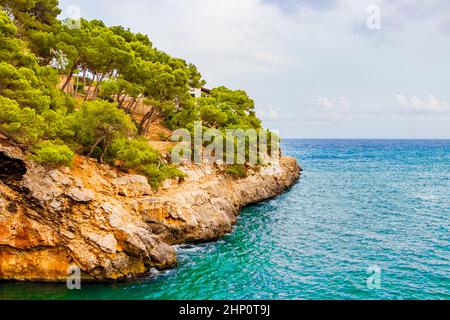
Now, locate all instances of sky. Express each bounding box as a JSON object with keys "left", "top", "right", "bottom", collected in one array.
[{"left": 58, "top": 0, "right": 450, "bottom": 138}]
